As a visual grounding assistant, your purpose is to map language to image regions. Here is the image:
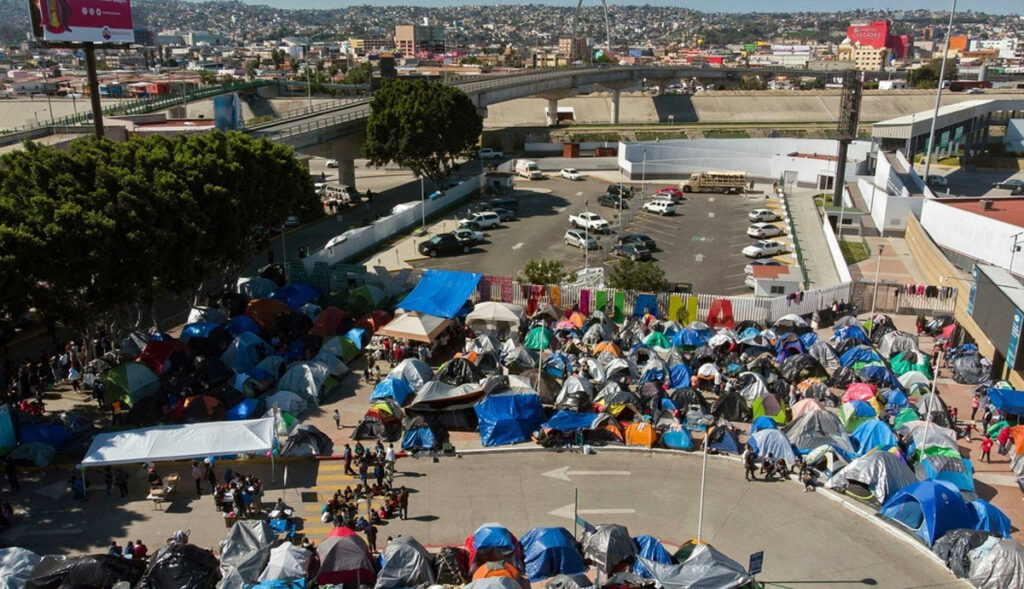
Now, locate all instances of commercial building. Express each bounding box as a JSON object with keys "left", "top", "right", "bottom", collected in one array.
[
  {"left": 558, "top": 37, "right": 588, "bottom": 61},
  {"left": 846, "top": 20, "right": 912, "bottom": 59},
  {"left": 395, "top": 24, "right": 445, "bottom": 57},
  {"left": 837, "top": 39, "right": 889, "bottom": 72}
]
